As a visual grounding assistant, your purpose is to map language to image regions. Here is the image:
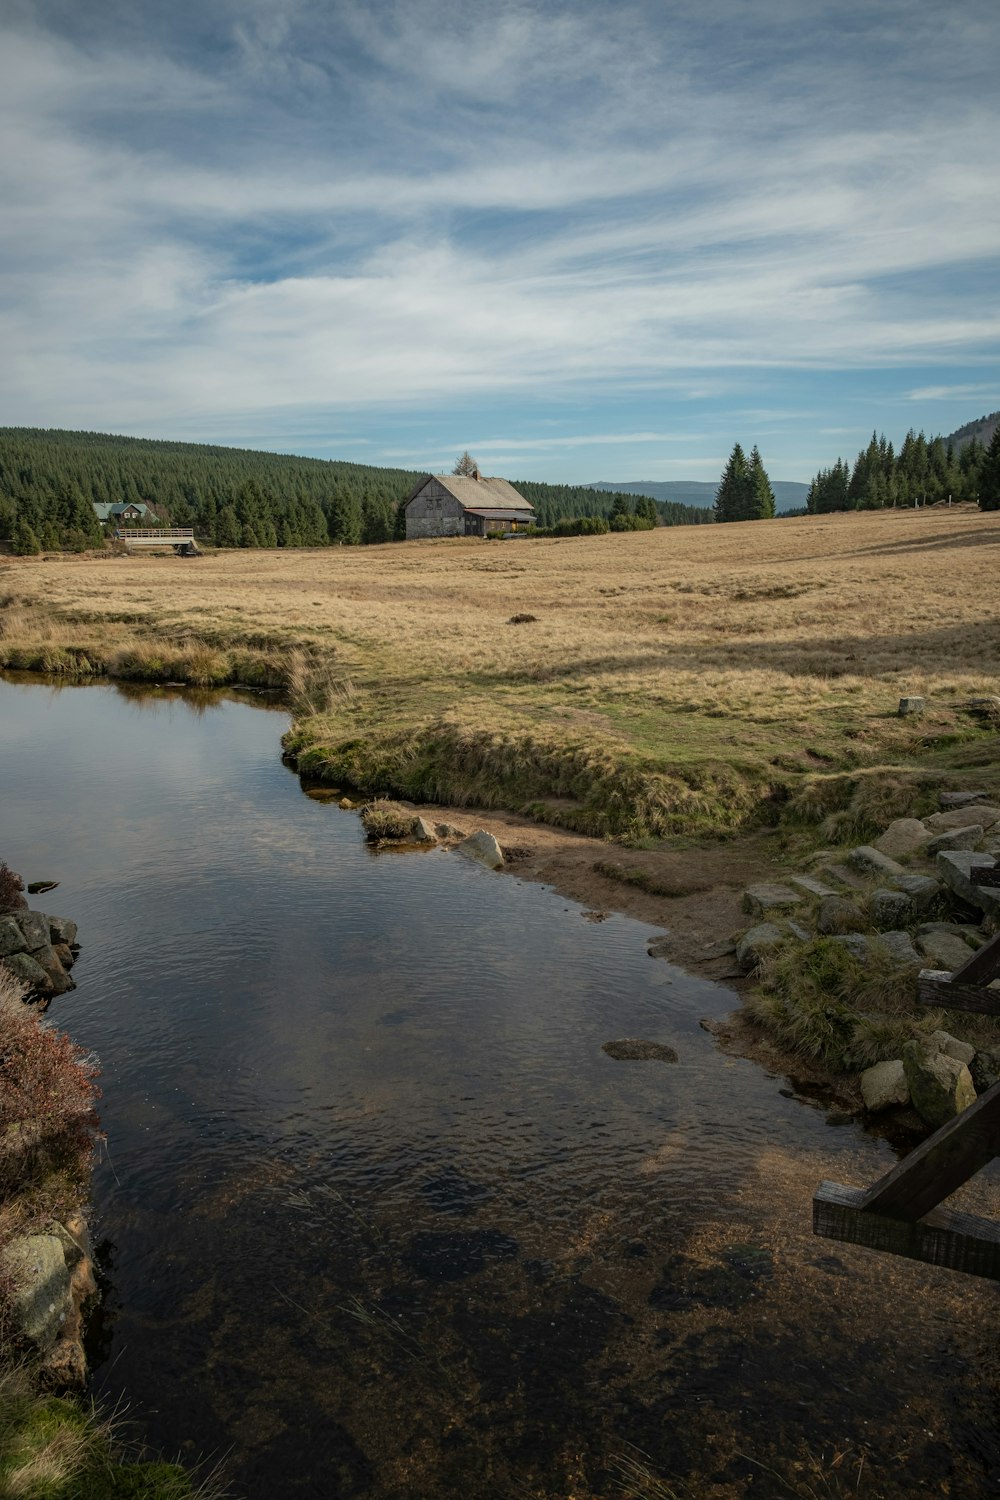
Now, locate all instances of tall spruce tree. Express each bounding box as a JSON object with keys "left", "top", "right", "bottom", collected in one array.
[
  {"left": 980, "top": 423, "right": 1000, "bottom": 511},
  {"left": 748, "top": 446, "right": 776, "bottom": 519},
  {"left": 714, "top": 443, "right": 751, "bottom": 522}
]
